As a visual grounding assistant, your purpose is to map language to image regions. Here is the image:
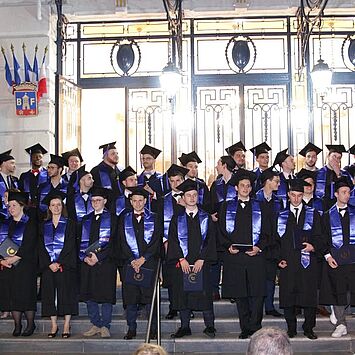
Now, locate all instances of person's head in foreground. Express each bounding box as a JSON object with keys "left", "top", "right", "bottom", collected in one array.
[
  {"left": 246, "top": 327, "right": 293, "bottom": 355},
  {"left": 134, "top": 343, "right": 168, "bottom": 355}
]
